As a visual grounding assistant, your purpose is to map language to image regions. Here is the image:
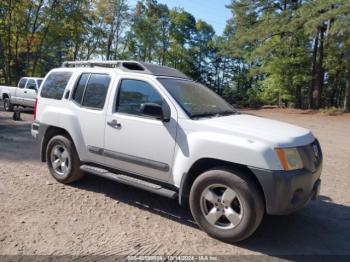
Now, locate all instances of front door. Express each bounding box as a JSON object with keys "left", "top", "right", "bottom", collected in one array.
[
  {"left": 13, "top": 78, "right": 27, "bottom": 105},
  {"left": 22, "top": 79, "right": 37, "bottom": 107},
  {"left": 104, "top": 78, "right": 177, "bottom": 182}
]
